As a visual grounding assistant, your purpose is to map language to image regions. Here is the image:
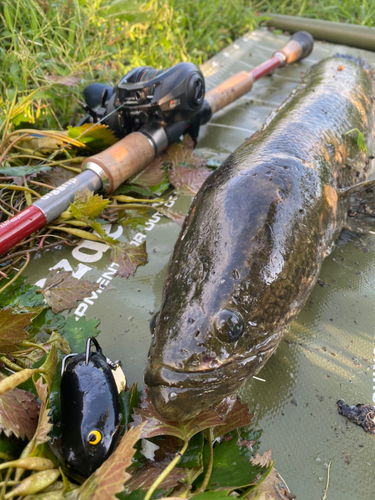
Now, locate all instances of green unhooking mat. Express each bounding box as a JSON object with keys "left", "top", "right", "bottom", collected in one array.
[{"left": 22, "top": 28, "right": 375, "bottom": 499}]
